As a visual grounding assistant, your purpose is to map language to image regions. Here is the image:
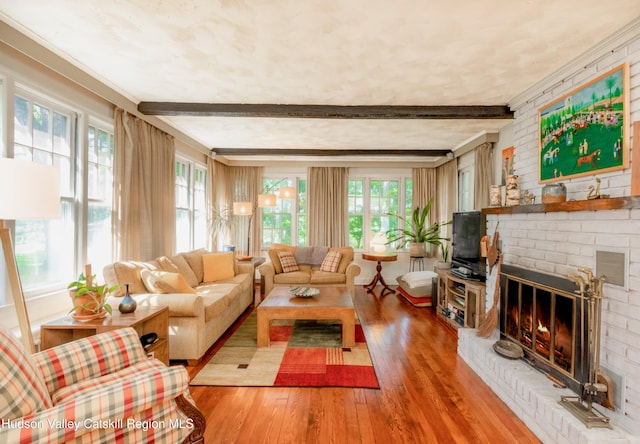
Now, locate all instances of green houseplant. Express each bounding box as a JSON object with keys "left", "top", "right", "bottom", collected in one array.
[
  {"left": 68, "top": 273, "right": 118, "bottom": 317},
  {"left": 385, "top": 198, "right": 451, "bottom": 257}
]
